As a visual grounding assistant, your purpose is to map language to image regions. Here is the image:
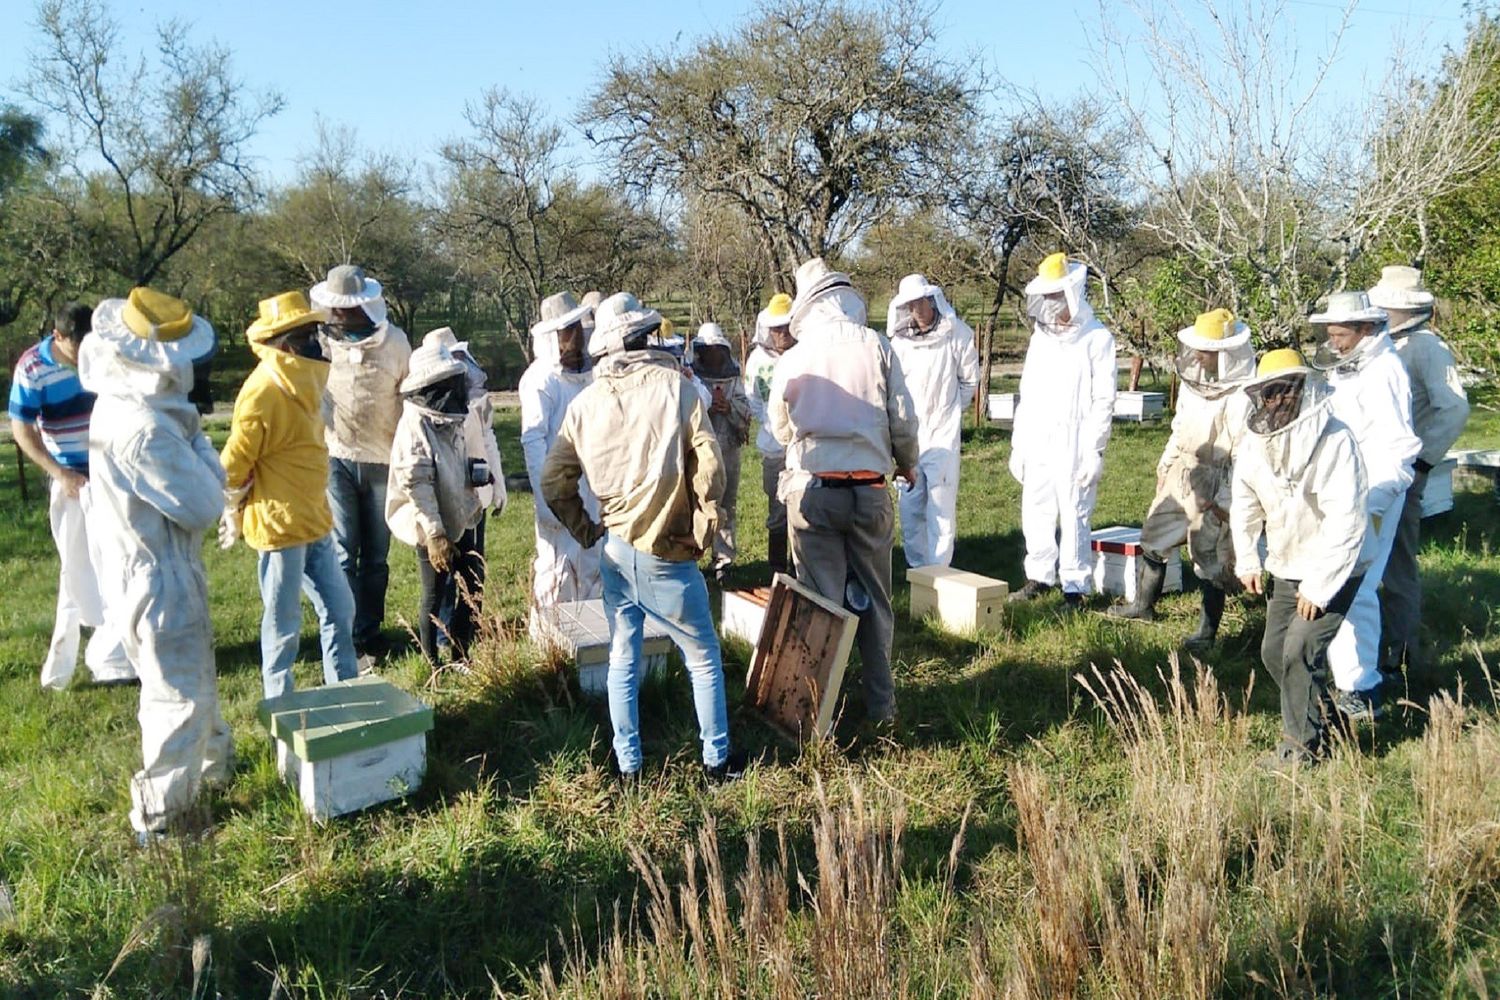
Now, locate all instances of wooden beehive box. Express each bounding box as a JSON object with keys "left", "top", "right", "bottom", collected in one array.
[
  {"left": 1449, "top": 449, "right": 1500, "bottom": 491},
  {"left": 987, "top": 392, "right": 1017, "bottom": 426},
  {"left": 722, "top": 586, "right": 773, "bottom": 645},
  {"left": 258, "top": 676, "right": 433, "bottom": 821},
  {"left": 1090, "top": 526, "right": 1183, "bottom": 599},
  {"left": 907, "top": 565, "right": 1008, "bottom": 633},
  {"left": 1113, "top": 391, "right": 1166, "bottom": 422},
  {"left": 531, "top": 599, "right": 673, "bottom": 696},
  {"left": 1420, "top": 457, "right": 1457, "bottom": 518},
  {"left": 745, "top": 573, "right": 857, "bottom": 743}
]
